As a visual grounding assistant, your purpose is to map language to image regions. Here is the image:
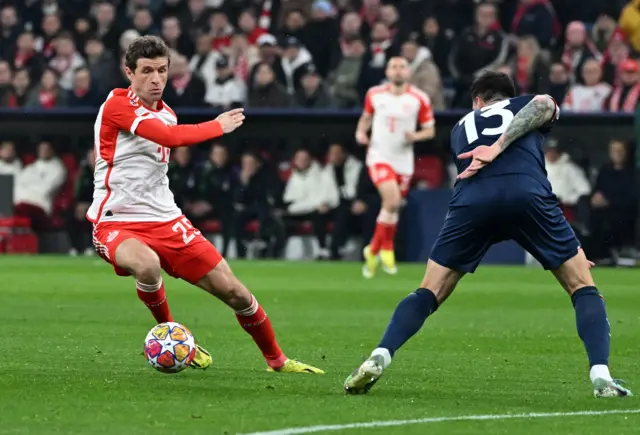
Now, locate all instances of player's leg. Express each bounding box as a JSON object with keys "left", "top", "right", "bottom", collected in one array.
[
  {"left": 194, "top": 259, "right": 324, "bottom": 374},
  {"left": 514, "top": 194, "right": 631, "bottom": 397},
  {"left": 364, "top": 164, "right": 403, "bottom": 277},
  {"left": 345, "top": 207, "right": 491, "bottom": 394}
]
